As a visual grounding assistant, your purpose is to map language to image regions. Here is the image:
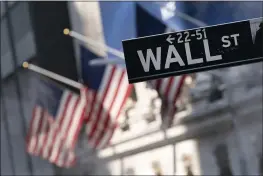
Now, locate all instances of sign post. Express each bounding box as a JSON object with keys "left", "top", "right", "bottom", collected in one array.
[{"left": 122, "top": 17, "right": 263, "bottom": 84}]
